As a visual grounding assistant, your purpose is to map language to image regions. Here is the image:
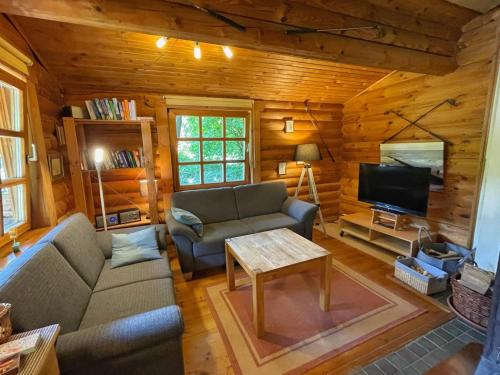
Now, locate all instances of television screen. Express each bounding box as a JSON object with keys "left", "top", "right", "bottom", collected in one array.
[{"left": 358, "top": 163, "right": 431, "bottom": 217}]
